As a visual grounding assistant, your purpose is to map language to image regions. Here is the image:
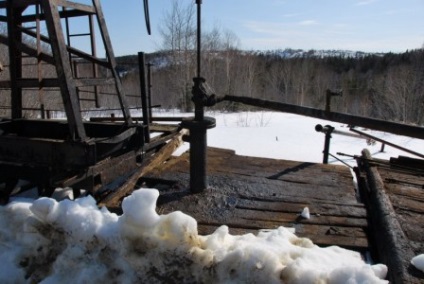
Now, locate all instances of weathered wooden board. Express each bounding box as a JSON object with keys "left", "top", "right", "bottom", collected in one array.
[
  {"left": 358, "top": 150, "right": 424, "bottom": 283},
  {"left": 141, "top": 147, "right": 370, "bottom": 252}
]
